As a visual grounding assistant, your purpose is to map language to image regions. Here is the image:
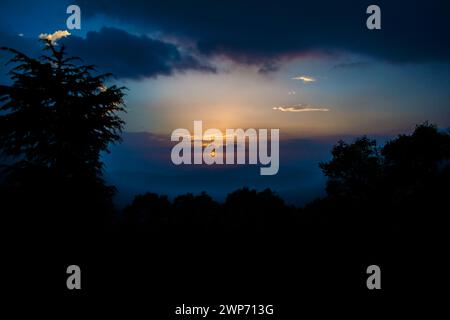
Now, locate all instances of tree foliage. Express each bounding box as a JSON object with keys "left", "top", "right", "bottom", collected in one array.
[
  {"left": 319, "top": 137, "right": 382, "bottom": 199},
  {"left": 0, "top": 38, "right": 126, "bottom": 232},
  {"left": 0, "top": 39, "right": 126, "bottom": 181},
  {"left": 319, "top": 122, "right": 450, "bottom": 208}
]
